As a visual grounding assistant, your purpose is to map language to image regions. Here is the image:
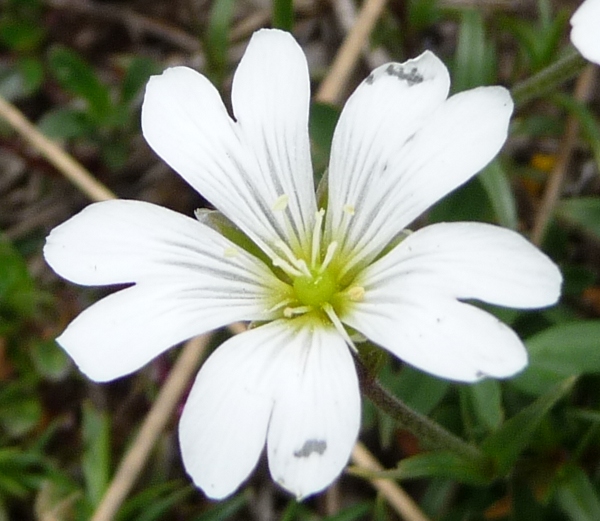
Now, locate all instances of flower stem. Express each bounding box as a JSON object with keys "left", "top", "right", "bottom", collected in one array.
[
  {"left": 512, "top": 48, "right": 587, "bottom": 108},
  {"left": 356, "top": 360, "right": 483, "bottom": 463}
]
